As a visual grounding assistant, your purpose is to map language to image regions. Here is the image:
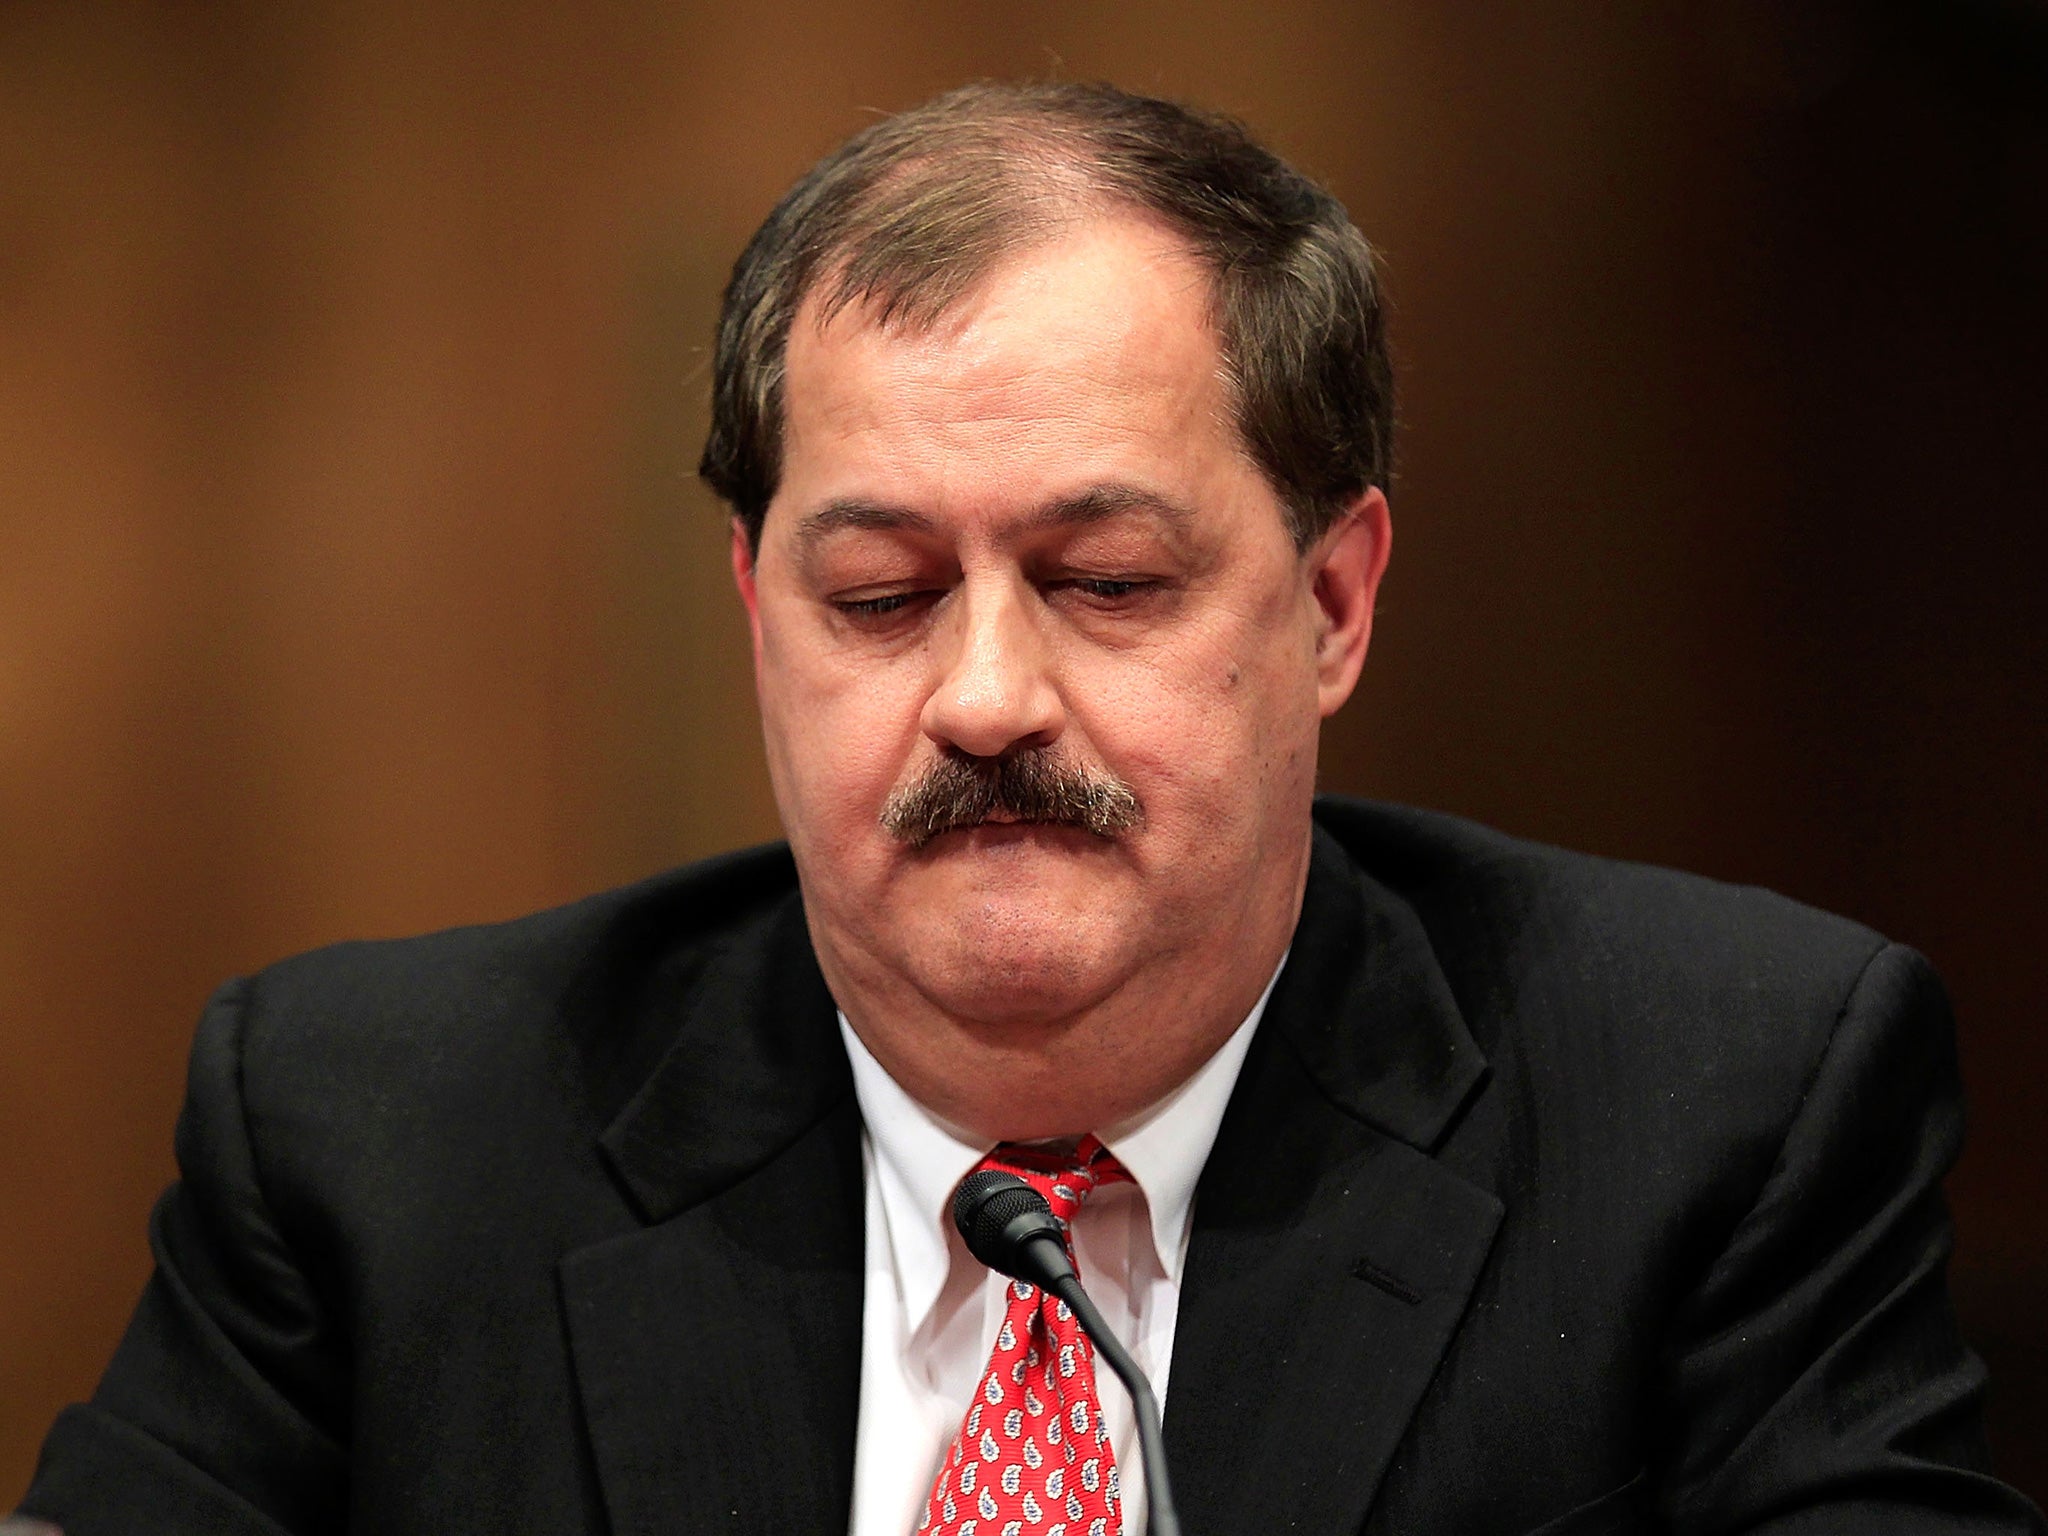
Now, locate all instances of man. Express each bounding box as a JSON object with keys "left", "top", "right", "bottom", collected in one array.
[{"left": 16, "top": 81, "right": 2042, "bottom": 1536}]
